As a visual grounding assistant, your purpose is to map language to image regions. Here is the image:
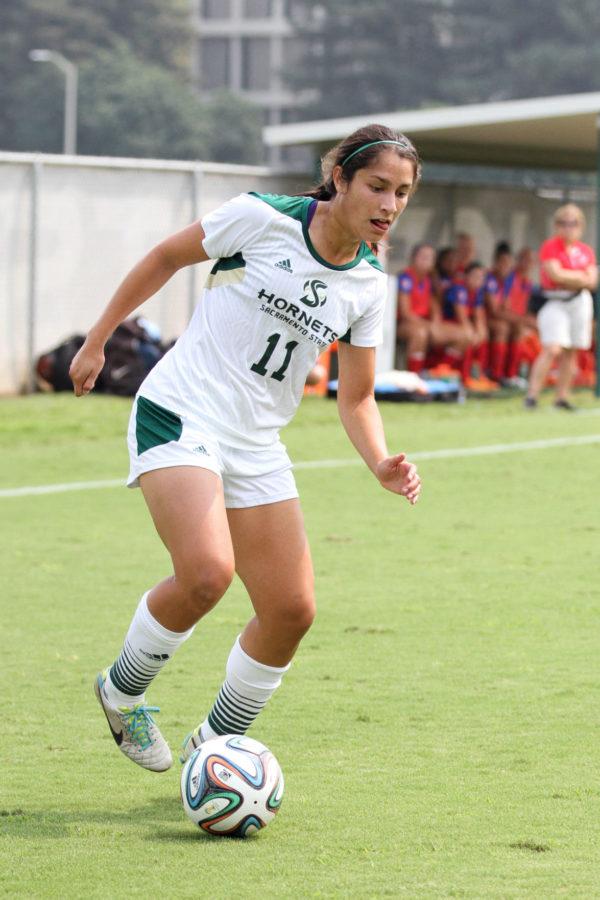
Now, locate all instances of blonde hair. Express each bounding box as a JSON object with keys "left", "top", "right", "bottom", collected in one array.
[{"left": 553, "top": 203, "right": 586, "bottom": 230}]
